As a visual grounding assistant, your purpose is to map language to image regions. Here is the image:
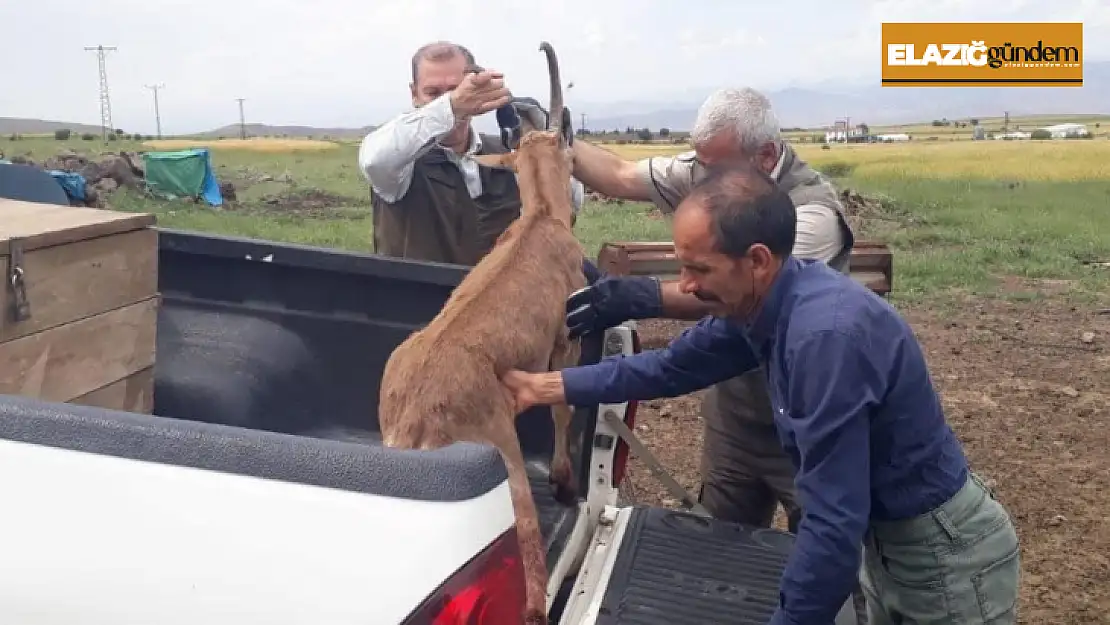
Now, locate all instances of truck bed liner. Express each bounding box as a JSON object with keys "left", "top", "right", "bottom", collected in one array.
[{"left": 595, "top": 506, "right": 794, "bottom": 624}]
